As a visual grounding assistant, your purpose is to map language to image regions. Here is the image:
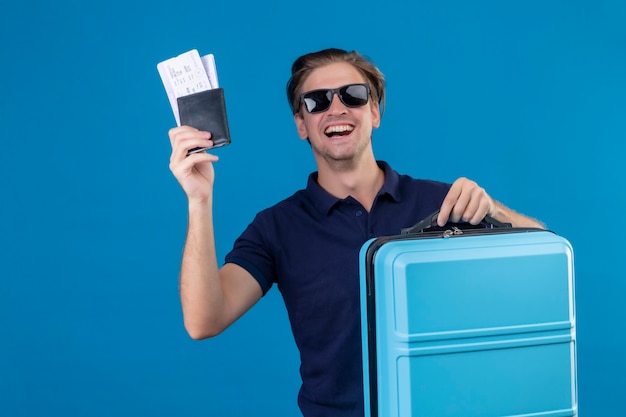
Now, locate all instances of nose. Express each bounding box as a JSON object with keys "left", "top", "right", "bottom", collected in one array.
[{"left": 327, "top": 92, "right": 347, "bottom": 114}]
